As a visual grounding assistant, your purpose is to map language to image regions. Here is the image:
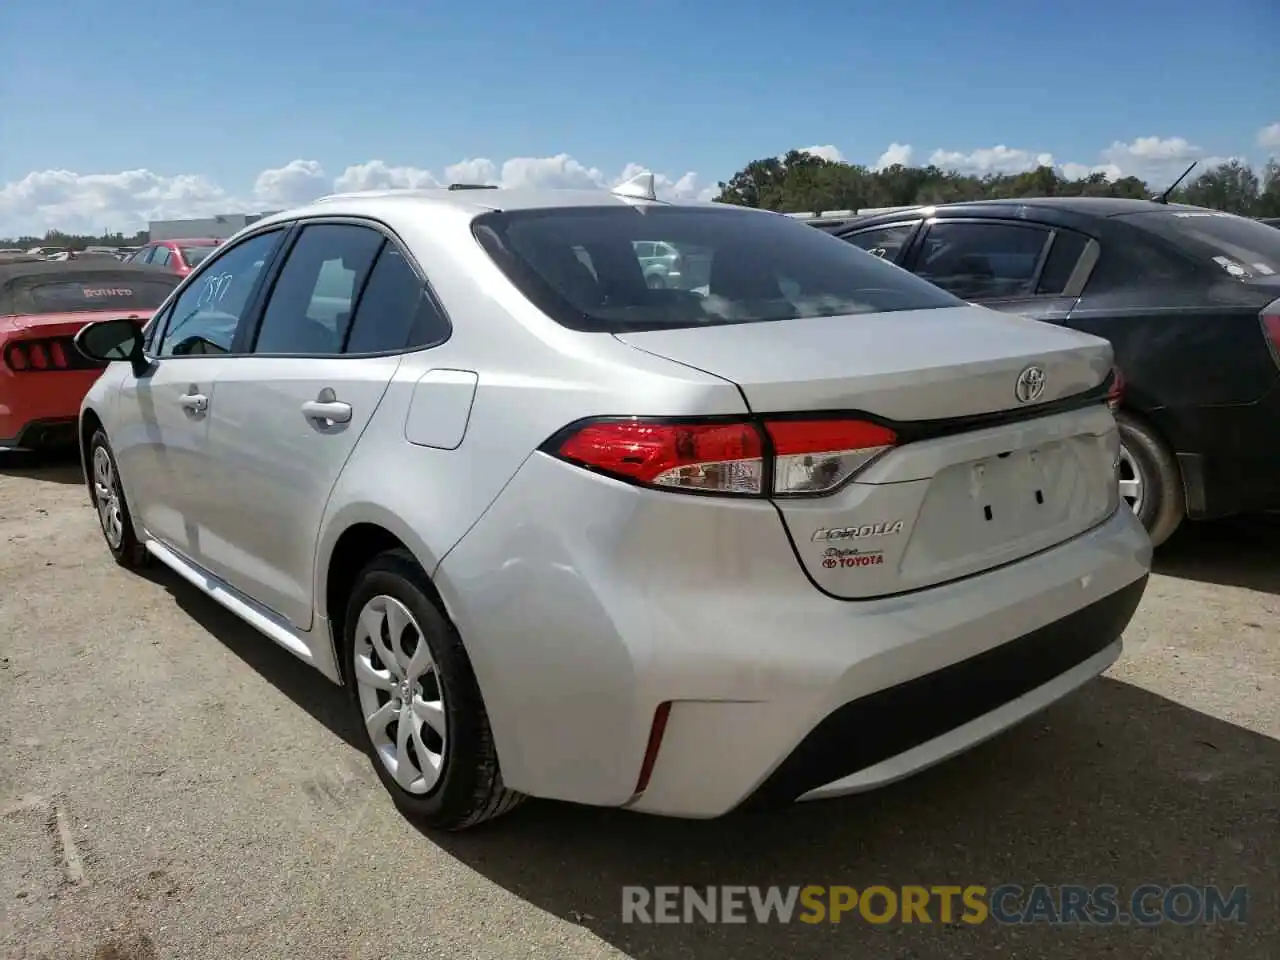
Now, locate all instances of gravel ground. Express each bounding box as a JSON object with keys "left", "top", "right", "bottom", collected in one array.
[{"left": 1, "top": 450, "right": 1277, "bottom": 960}]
